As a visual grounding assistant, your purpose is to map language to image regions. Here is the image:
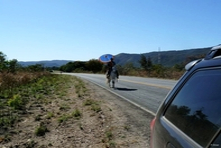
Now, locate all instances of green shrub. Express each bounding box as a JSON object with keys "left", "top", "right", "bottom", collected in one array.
[
  {"left": 109, "top": 141, "right": 116, "bottom": 148},
  {"left": 35, "top": 125, "right": 49, "bottom": 136},
  {"left": 83, "top": 99, "right": 94, "bottom": 106},
  {"left": 46, "top": 112, "right": 54, "bottom": 119},
  {"left": 0, "top": 116, "right": 16, "bottom": 127},
  {"left": 8, "top": 94, "right": 23, "bottom": 109},
  {"left": 58, "top": 115, "right": 69, "bottom": 123},
  {"left": 71, "top": 108, "right": 81, "bottom": 119},
  {"left": 59, "top": 103, "right": 70, "bottom": 111},
  {"left": 106, "top": 130, "right": 113, "bottom": 140},
  {"left": 91, "top": 104, "right": 101, "bottom": 112}
]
